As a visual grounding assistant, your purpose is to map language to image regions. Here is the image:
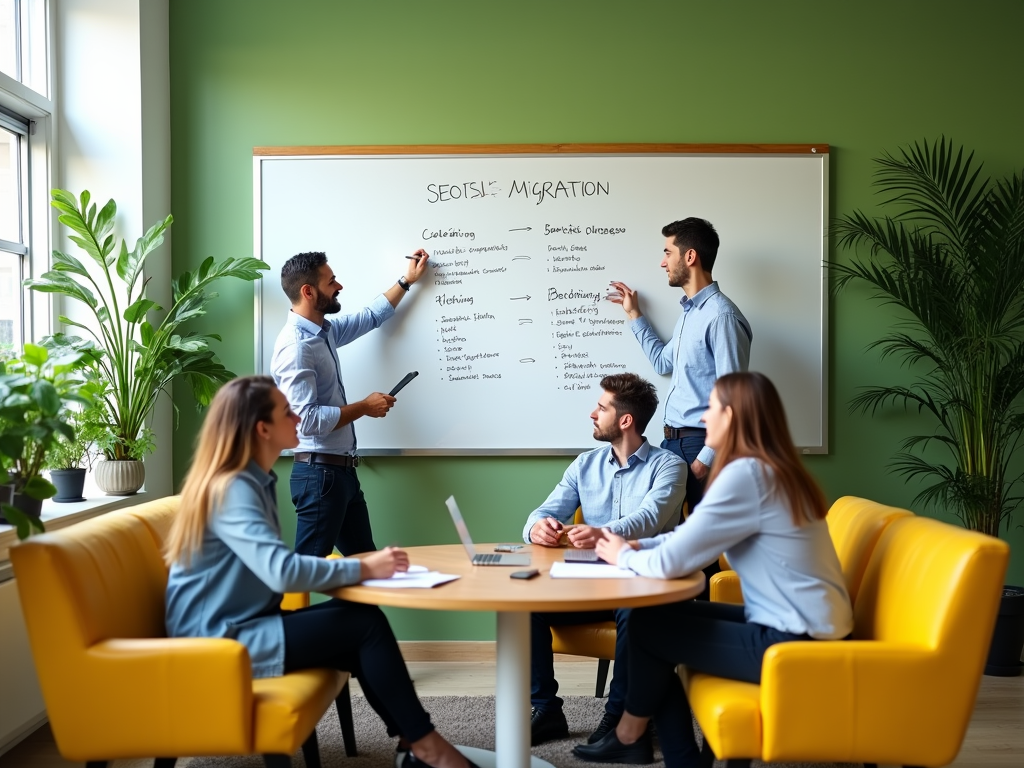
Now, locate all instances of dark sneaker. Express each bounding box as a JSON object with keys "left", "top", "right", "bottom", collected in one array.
[
  {"left": 572, "top": 727, "right": 655, "bottom": 764},
  {"left": 531, "top": 706, "right": 569, "bottom": 745},
  {"left": 587, "top": 711, "right": 622, "bottom": 744}
]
